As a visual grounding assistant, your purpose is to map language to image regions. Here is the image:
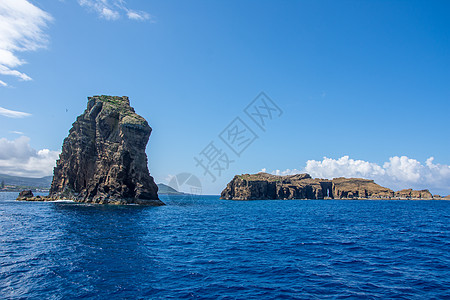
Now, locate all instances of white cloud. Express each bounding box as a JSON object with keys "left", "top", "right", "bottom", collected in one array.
[
  {"left": 271, "top": 168, "right": 302, "bottom": 176},
  {"left": 101, "top": 7, "right": 120, "bottom": 20},
  {"left": 126, "top": 9, "right": 149, "bottom": 21},
  {"left": 0, "top": 0, "right": 52, "bottom": 85},
  {"left": 304, "top": 156, "right": 386, "bottom": 179},
  {"left": 0, "top": 65, "right": 32, "bottom": 80},
  {"left": 0, "top": 136, "right": 59, "bottom": 177},
  {"left": 383, "top": 156, "right": 421, "bottom": 183},
  {"left": 78, "top": 0, "right": 151, "bottom": 21},
  {"left": 9, "top": 130, "right": 24, "bottom": 135},
  {"left": 0, "top": 106, "right": 31, "bottom": 118},
  {"left": 263, "top": 155, "right": 450, "bottom": 193},
  {"left": 163, "top": 174, "right": 174, "bottom": 183}
]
